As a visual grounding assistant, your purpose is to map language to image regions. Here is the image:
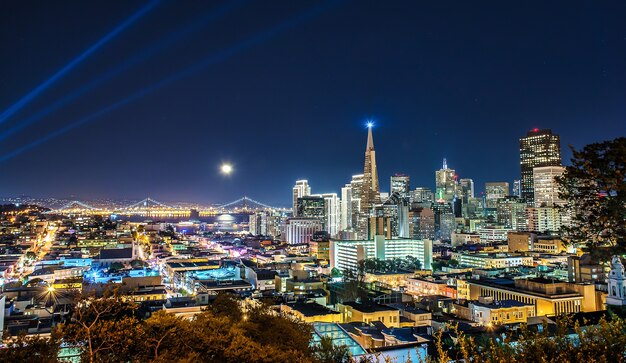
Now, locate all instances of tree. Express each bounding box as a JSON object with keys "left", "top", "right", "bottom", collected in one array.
[
  {"left": 360, "top": 258, "right": 374, "bottom": 273},
  {"left": 431, "top": 260, "right": 448, "bottom": 271},
  {"left": 206, "top": 292, "right": 243, "bottom": 322},
  {"left": 108, "top": 262, "right": 124, "bottom": 272},
  {"left": 58, "top": 291, "right": 141, "bottom": 363},
  {"left": 405, "top": 255, "right": 422, "bottom": 270},
  {"left": 142, "top": 310, "right": 188, "bottom": 361},
  {"left": 0, "top": 331, "right": 60, "bottom": 363},
  {"left": 131, "top": 259, "right": 148, "bottom": 269},
  {"left": 342, "top": 262, "right": 368, "bottom": 303},
  {"left": 313, "top": 336, "right": 351, "bottom": 363},
  {"left": 424, "top": 316, "right": 626, "bottom": 363},
  {"left": 556, "top": 137, "right": 626, "bottom": 253}
]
